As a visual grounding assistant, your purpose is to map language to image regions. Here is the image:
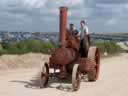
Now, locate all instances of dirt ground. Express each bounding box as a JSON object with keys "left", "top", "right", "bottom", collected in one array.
[
  {"left": 0, "top": 53, "right": 49, "bottom": 70},
  {"left": 0, "top": 53, "right": 128, "bottom": 96}
]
